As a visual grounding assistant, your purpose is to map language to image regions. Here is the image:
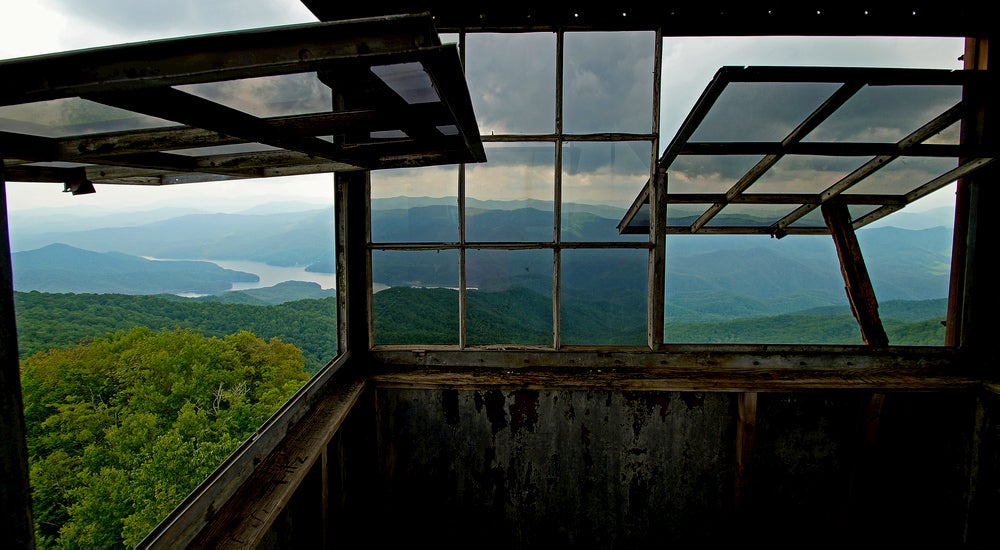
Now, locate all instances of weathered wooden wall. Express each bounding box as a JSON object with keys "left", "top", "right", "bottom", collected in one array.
[{"left": 261, "top": 385, "right": 991, "bottom": 548}]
